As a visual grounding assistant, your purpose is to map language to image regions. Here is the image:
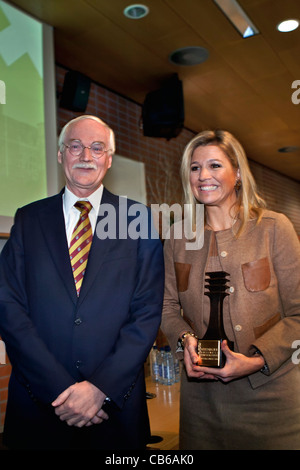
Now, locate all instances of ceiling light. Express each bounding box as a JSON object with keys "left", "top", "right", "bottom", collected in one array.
[
  {"left": 277, "top": 19, "right": 299, "bottom": 32},
  {"left": 169, "top": 47, "right": 209, "bottom": 66},
  {"left": 123, "top": 4, "right": 149, "bottom": 19},
  {"left": 214, "top": 0, "right": 259, "bottom": 38}
]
